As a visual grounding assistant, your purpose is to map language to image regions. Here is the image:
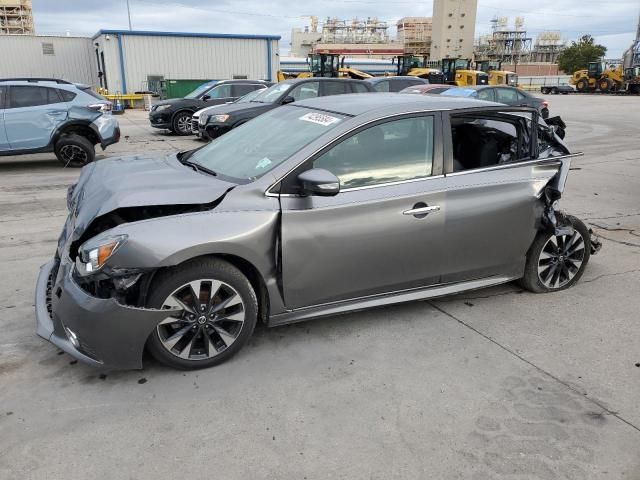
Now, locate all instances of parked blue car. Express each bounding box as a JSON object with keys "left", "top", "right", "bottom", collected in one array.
[{"left": 0, "top": 78, "right": 120, "bottom": 167}]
